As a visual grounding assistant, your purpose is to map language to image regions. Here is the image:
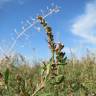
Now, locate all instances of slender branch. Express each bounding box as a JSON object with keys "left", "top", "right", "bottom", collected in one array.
[{"left": 7, "top": 5, "right": 60, "bottom": 54}]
